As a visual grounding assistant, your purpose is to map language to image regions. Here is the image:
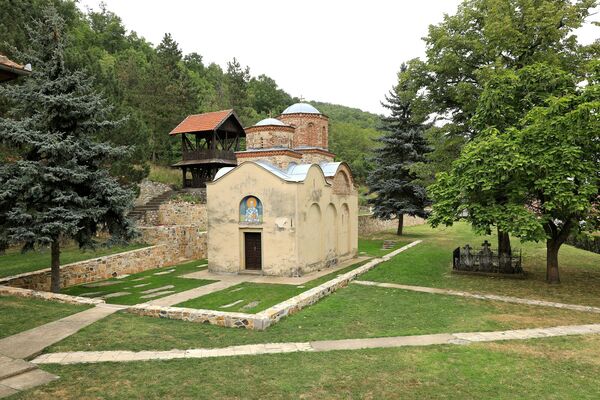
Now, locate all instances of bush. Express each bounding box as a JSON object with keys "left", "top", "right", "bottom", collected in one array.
[{"left": 566, "top": 233, "right": 600, "bottom": 254}]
